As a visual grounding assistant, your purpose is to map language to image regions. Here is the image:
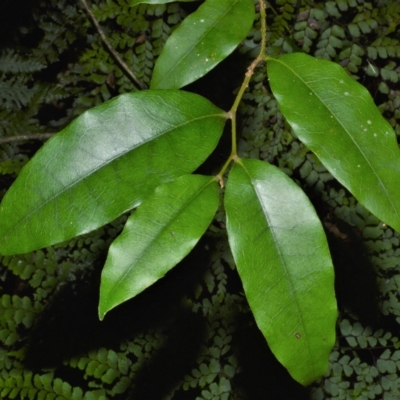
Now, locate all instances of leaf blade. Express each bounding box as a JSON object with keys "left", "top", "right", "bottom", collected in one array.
[
  {"left": 225, "top": 158, "right": 337, "bottom": 385},
  {"left": 0, "top": 90, "right": 226, "bottom": 254},
  {"left": 150, "top": 0, "right": 255, "bottom": 89},
  {"left": 99, "top": 174, "right": 219, "bottom": 319},
  {"left": 267, "top": 53, "right": 400, "bottom": 231}
]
